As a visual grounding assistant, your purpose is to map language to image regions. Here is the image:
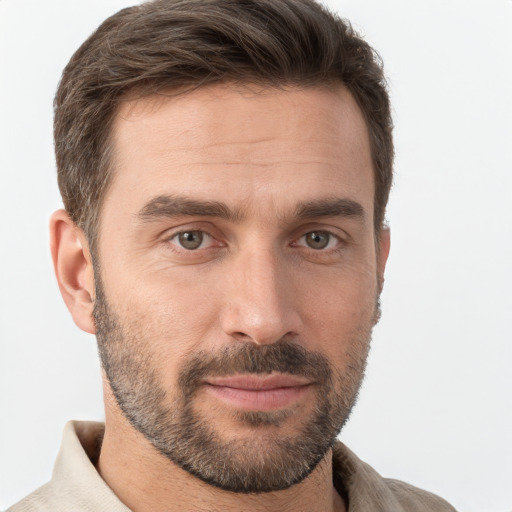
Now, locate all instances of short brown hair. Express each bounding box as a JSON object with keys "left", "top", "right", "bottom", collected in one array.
[{"left": 54, "top": 0, "right": 393, "bottom": 248}]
